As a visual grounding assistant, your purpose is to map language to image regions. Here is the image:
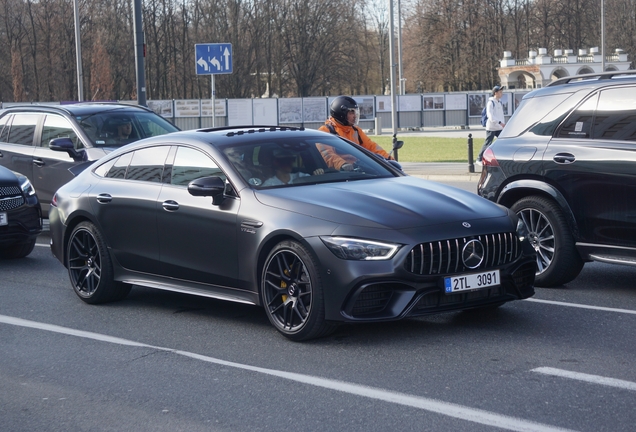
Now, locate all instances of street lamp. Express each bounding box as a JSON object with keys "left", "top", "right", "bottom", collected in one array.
[{"left": 601, "top": 0, "right": 605, "bottom": 71}]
